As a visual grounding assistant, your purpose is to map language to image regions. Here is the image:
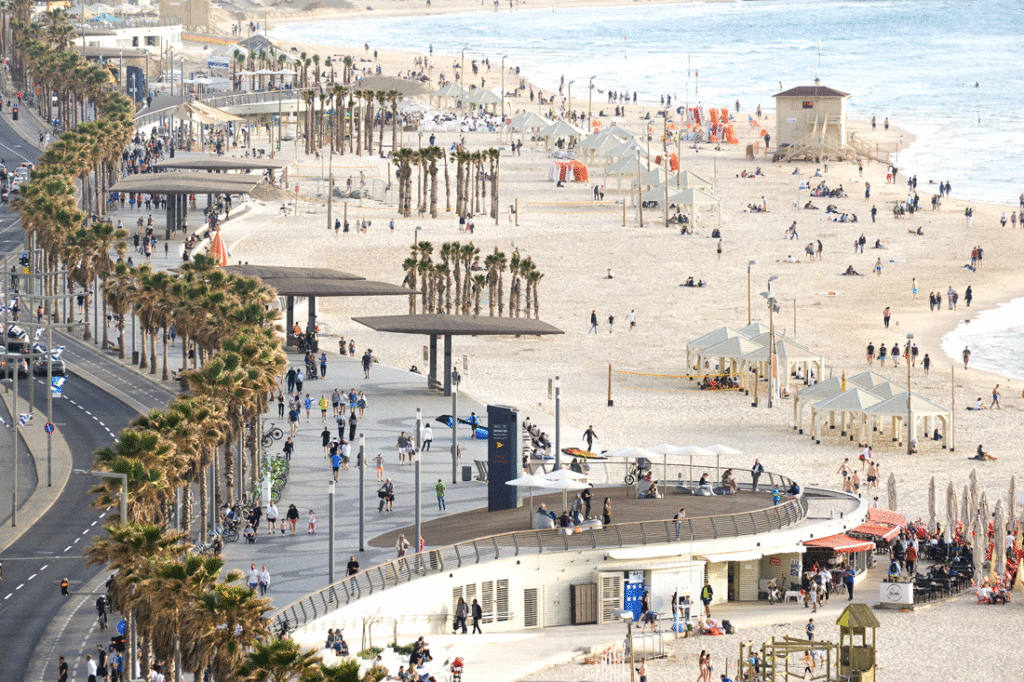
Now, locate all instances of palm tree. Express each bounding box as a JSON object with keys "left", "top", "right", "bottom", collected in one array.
[
  {"left": 376, "top": 90, "right": 387, "bottom": 155},
  {"left": 528, "top": 269, "right": 544, "bottom": 318},
  {"left": 460, "top": 243, "right": 479, "bottom": 315},
  {"left": 402, "top": 254, "right": 418, "bottom": 314},
  {"left": 472, "top": 274, "right": 487, "bottom": 317},
  {"left": 91, "top": 427, "right": 176, "bottom": 525},
  {"left": 488, "top": 147, "right": 501, "bottom": 219},
  {"left": 187, "top": 582, "right": 271, "bottom": 682},
  {"left": 508, "top": 252, "right": 521, "bottom": 318},
  {"left": 235, "top": 638, "right": 322, "bottom": 682},
  {"left": 425, "top": 146, "right": 442, "bottom": 218},
  {"left": 492, "top": 248, "right": 508, "bottom": 316},
  {"left": 387, "top": 89, "right": 402, "bottom": 153}
]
